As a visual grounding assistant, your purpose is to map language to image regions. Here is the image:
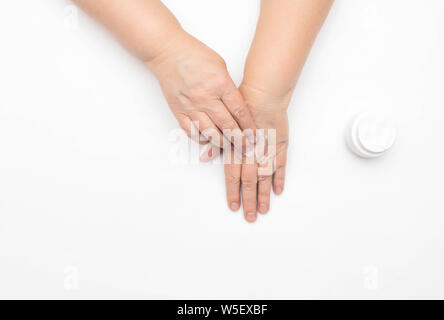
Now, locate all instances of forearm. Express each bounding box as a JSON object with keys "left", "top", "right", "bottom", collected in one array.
[
  {"left": 72, "top": 0, "right": 184, "bottom": 63},
  {"left": 243, "top": 0, "right": 334, "bottom": 102}
]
